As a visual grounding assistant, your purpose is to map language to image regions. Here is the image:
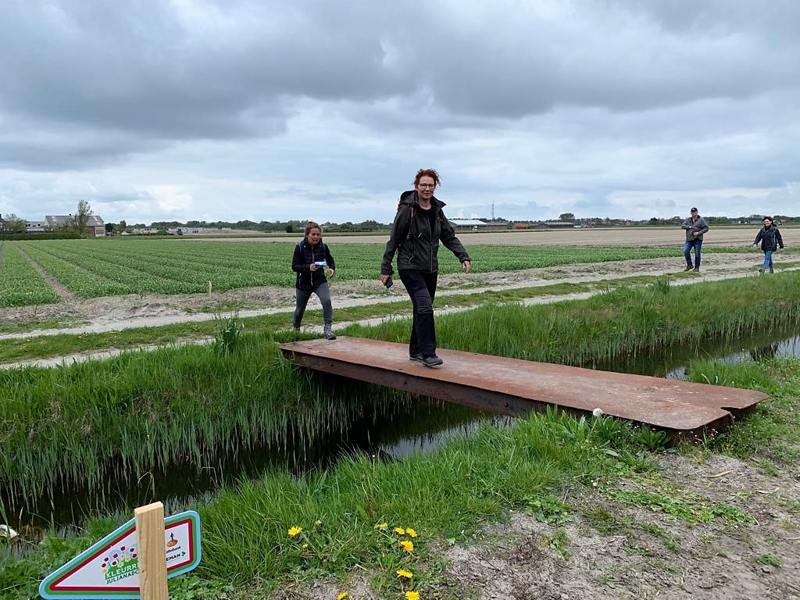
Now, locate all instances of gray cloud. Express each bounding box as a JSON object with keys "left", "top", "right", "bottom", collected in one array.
[{"left": 0, "top": 0, "right": 798, "bottom": 221}]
